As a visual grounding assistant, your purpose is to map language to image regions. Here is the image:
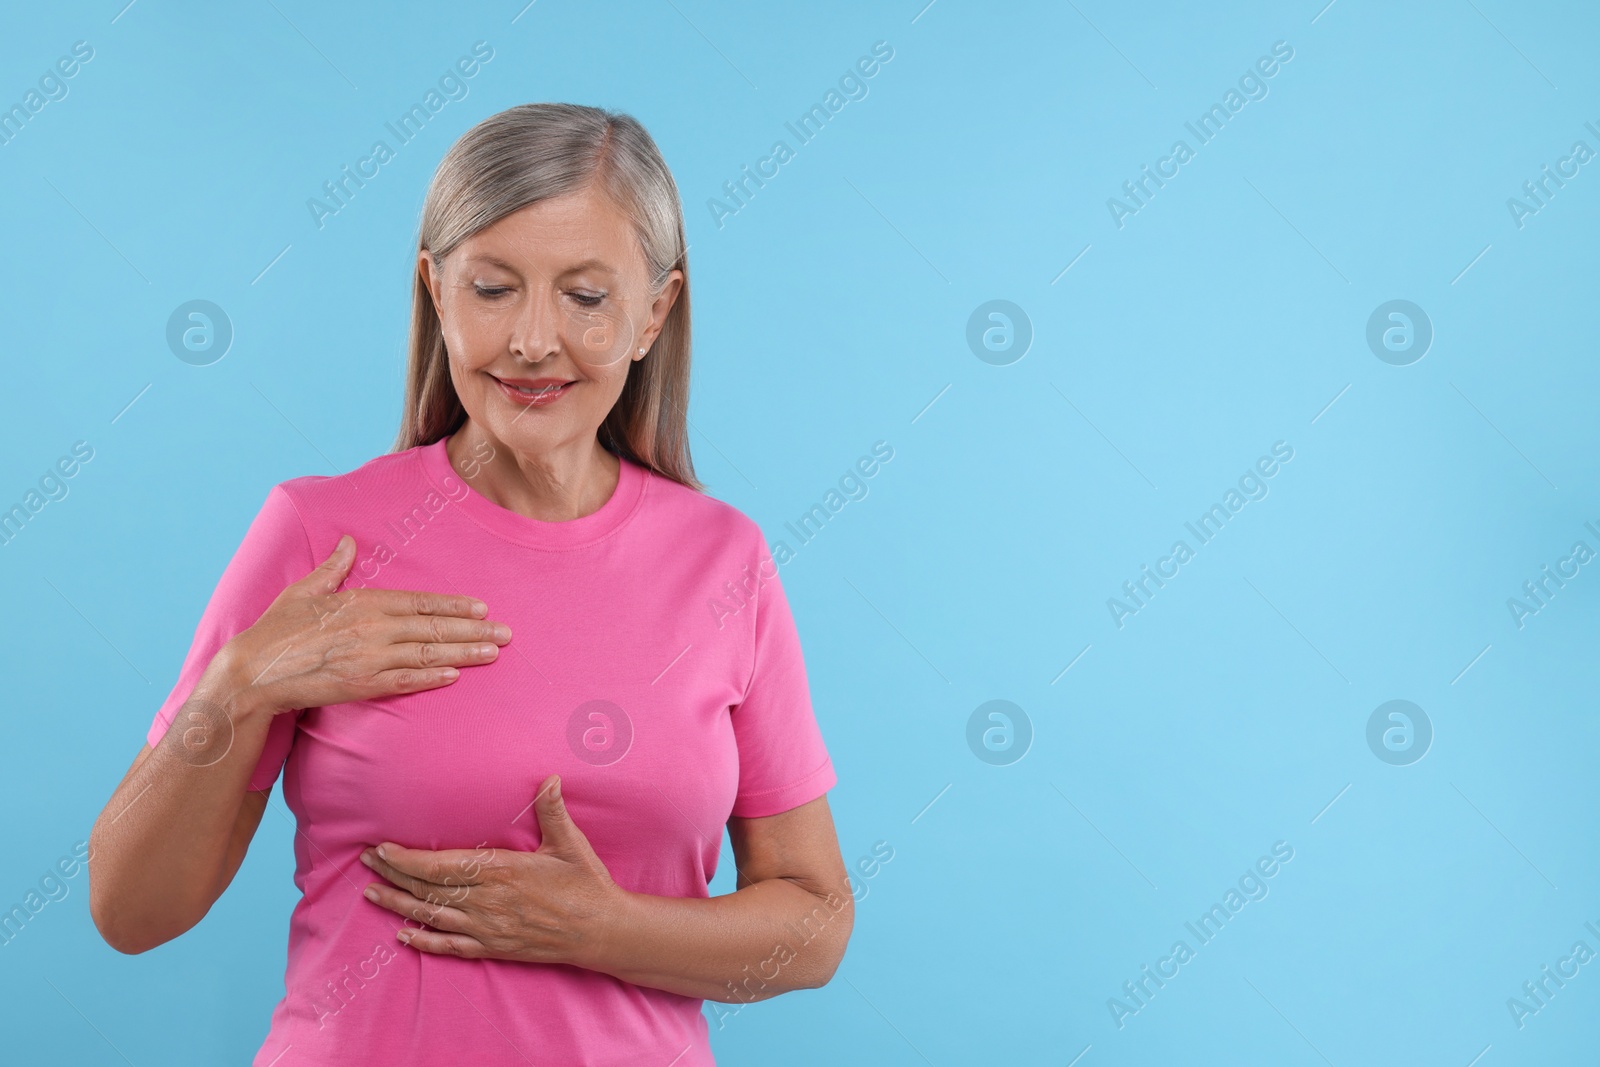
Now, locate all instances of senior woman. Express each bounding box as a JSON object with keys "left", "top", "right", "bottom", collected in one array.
[{"left": 88, "top": 103, "right": 851, "bottom": 1065}]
